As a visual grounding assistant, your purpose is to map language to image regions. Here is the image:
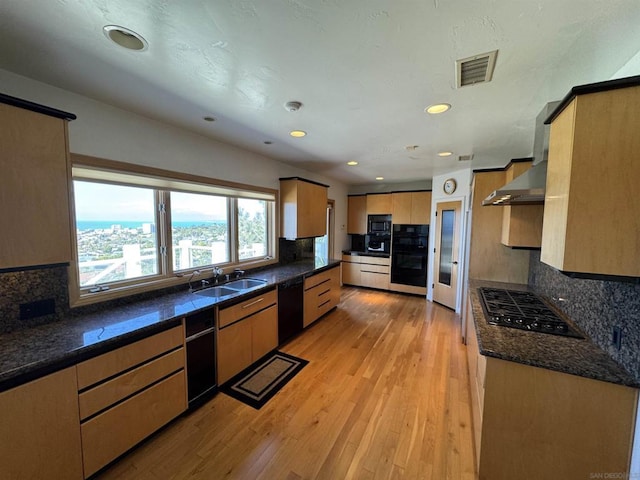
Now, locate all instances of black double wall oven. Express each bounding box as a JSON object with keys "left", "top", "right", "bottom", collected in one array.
[{"left": 391, "top": 224, "right": 429, "bottom": 287}]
